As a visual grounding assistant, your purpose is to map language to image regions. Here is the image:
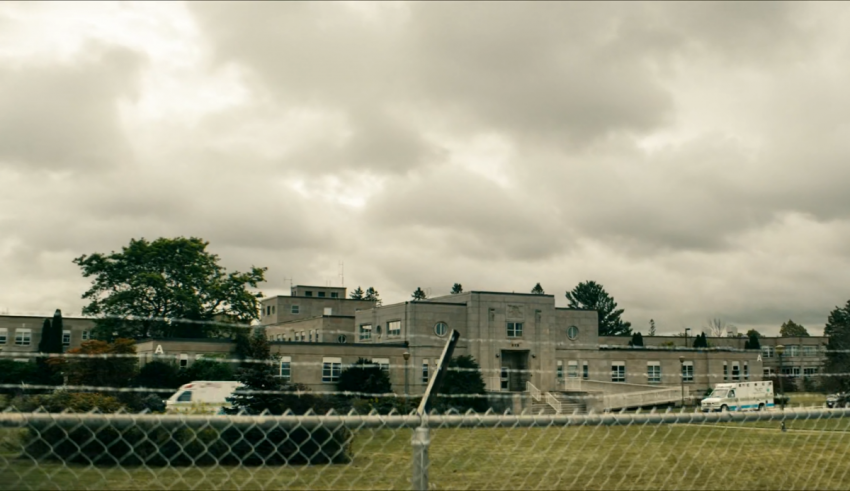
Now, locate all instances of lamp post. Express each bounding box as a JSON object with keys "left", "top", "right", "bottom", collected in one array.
[
  {"left": 403, "top": 351, "right": 410, "bottom": 399},
  {"left": 679, "top": 355, "right": 685, "bottom": 408},
  {"left": 776, "top": 344, "right": 785, "bottom": 411}
]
